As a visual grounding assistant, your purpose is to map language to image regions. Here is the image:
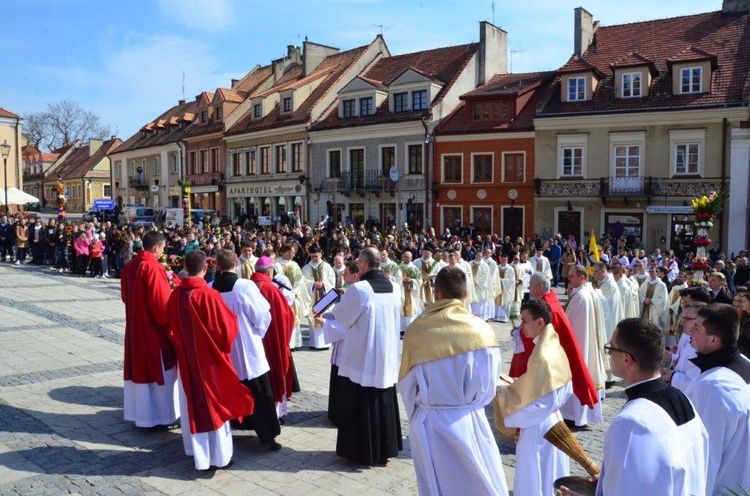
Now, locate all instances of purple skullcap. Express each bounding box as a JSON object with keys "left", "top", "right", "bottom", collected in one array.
[{"left": 255, "top": 256, "right": 274, "bottom": 269}]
